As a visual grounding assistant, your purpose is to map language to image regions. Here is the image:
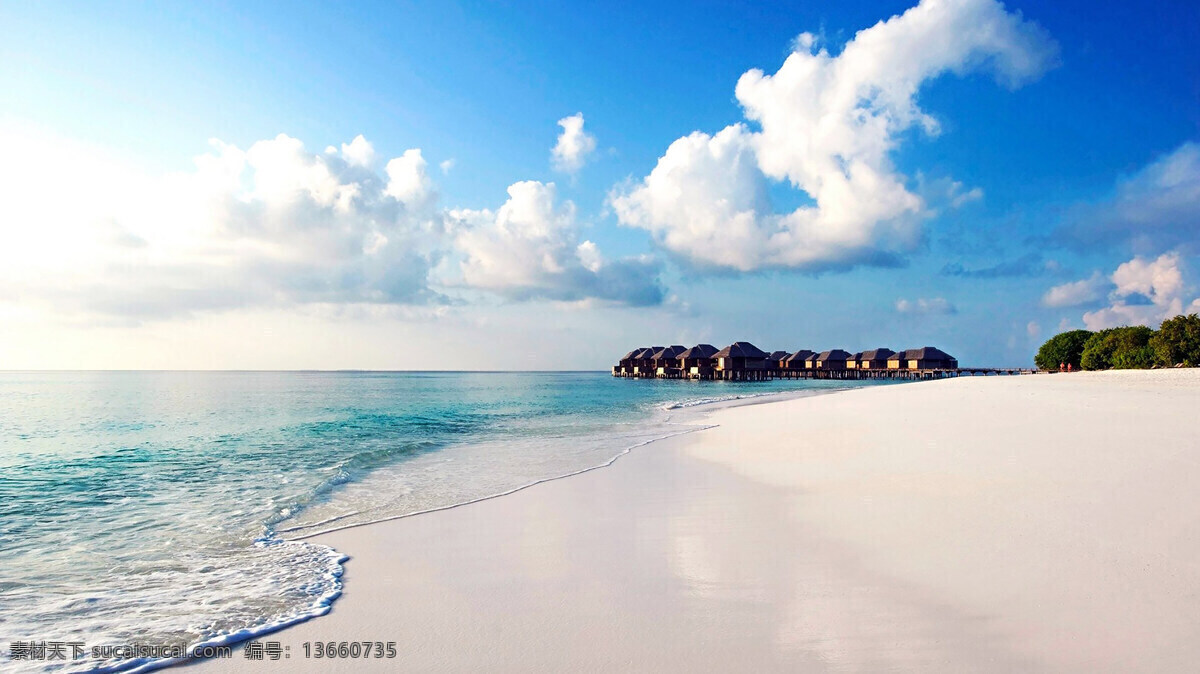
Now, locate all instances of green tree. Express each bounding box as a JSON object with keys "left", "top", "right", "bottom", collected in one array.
[
  {"left": 1034, "top": 329, "right": 1092, "bottom": 371},
  {"left": 1150, "top": 313, "right": 1200, "bottom": 366},
  {"left": 1080, "top": 326, "right": 1155, "bottom": 370}
]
